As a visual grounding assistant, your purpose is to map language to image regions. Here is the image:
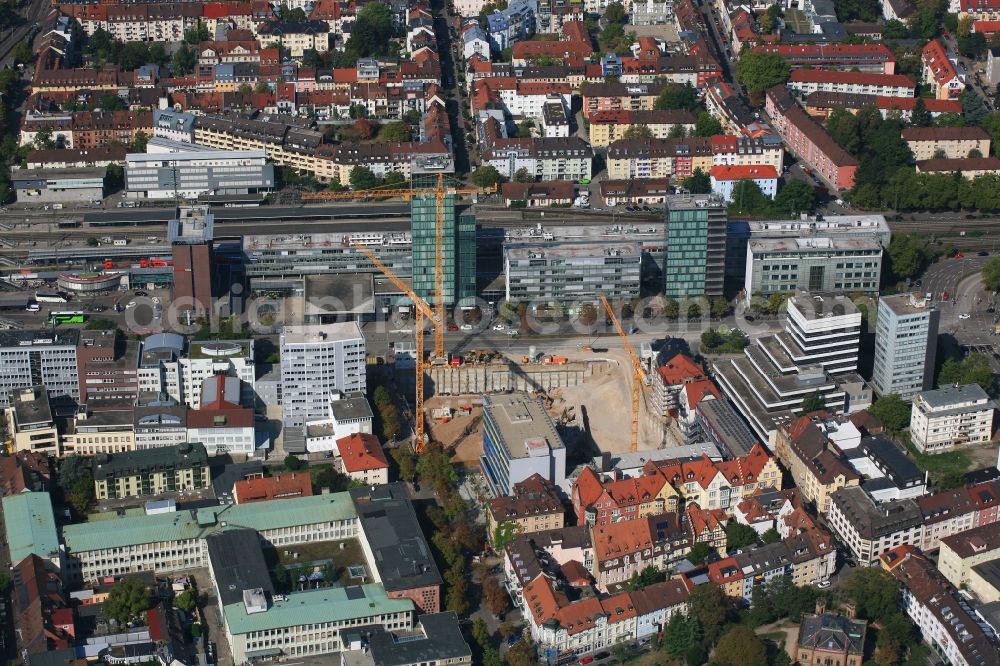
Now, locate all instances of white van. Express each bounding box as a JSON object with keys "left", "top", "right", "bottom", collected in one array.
[{"left": 25, "top": 303, "right": 40, "bottom": 312}]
